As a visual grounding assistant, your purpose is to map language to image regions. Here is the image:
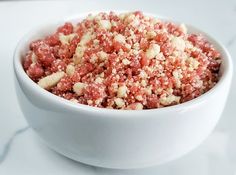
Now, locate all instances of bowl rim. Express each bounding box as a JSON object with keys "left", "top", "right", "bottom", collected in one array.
[{"left": 13, "top": 11, "right": 233, "bottom": 117}]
